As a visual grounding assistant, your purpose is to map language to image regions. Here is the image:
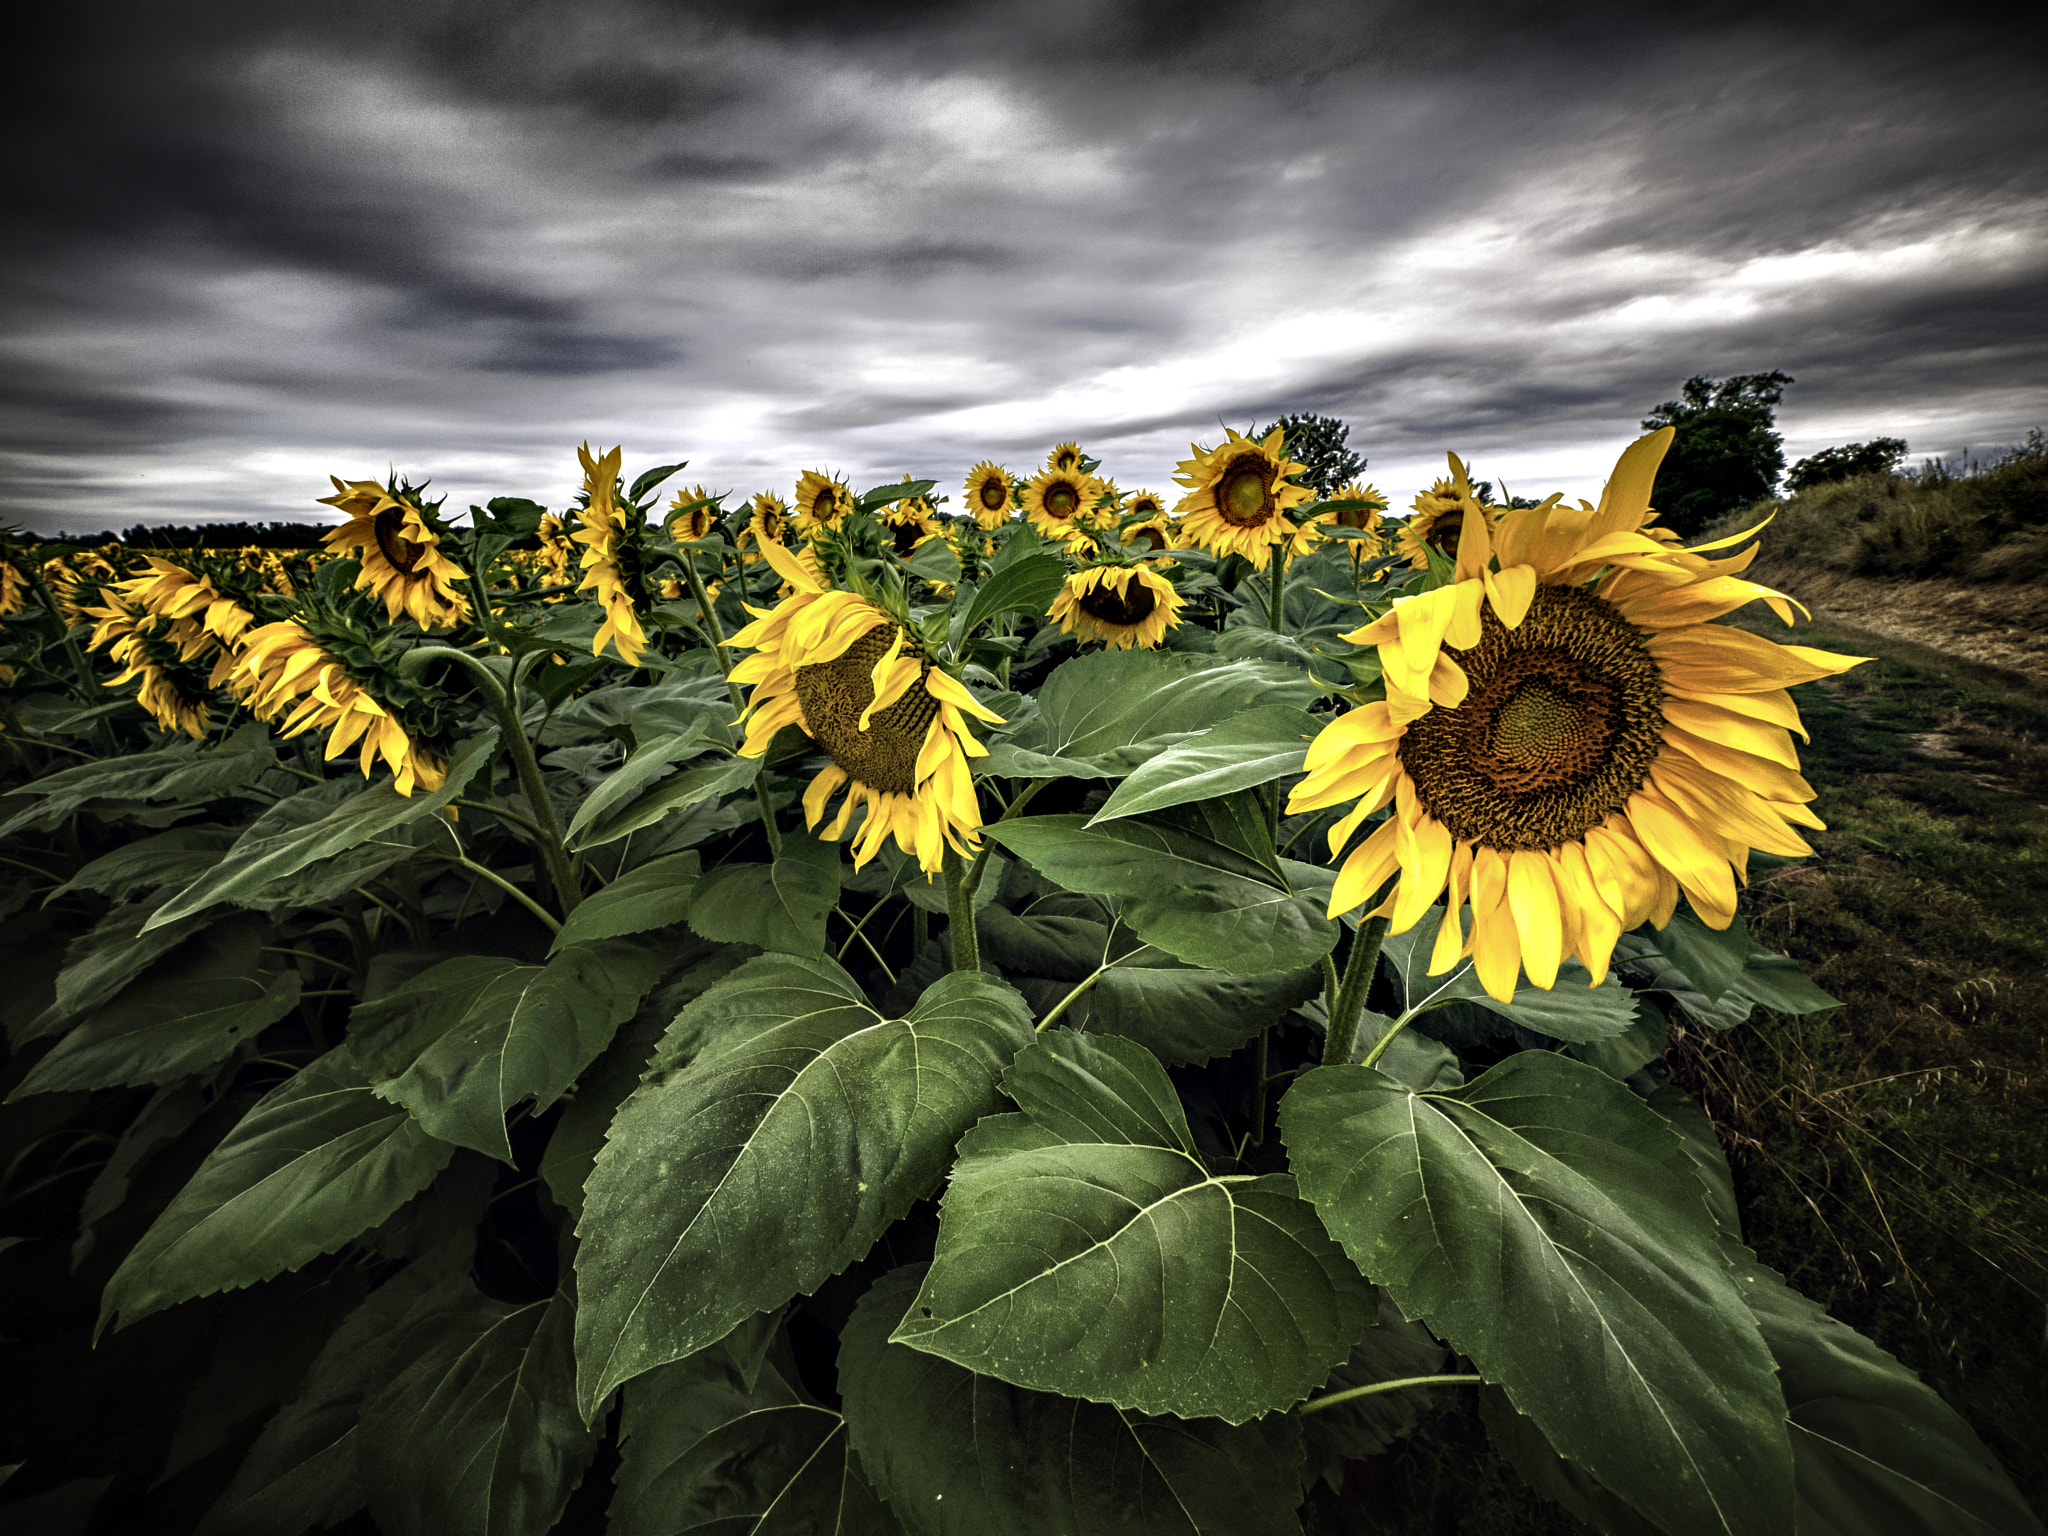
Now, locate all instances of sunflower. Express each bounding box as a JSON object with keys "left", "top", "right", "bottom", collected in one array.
[
  {"left": 43, "top": 552, "right": 116, "bottom": 624},
  {"left": 738, "top": 492, "right": 792, "bottom": 565},
  {"left": 1286, "top": 429, "right": 1865, "bottom": 1003},
  {"left": 792, "top": 471, "right": 855, "bottom": 537},
  {"left": 83, "top": 594, "right": 215, "bottom": 738},
  {"left": 729, "top": 541, "right": 1003, "bottom": 874},
  {"left": 0, "top": 560, "right": 27, "bottom": 616},
  {"left": 318, "top": 479, "right": 471, "bottom": 629},
  {"left": 879, "top": 487, "right": 945, "bottom": 559},
  {"left": 1172, "top": 427, "right": 1315, "bottom": 563},
  {"left": 667, "top": 485, "right": 720, "bottom": 543},
  {"left": 1023, "top": 466, "right": 1104, "bottom": 550},
  {"left": 111, "top": 556, "right": 259, "bottom": 695},
  {"left": 1047, "top": 565, "right": 1184, "bottom": 650},
  {"left": 964, "top": 462, "right": 1016, "bottom": 530},
  {"left": 1392, "top": 472, "right": 1500, "bottom": 570},
  {"left": 1046, "top": 441, "right": 1085, "bottom": 474},
  {"left": 1293, "top": 480, "right": 1390, "bottom": 565},
  {"left": 535, "top": 514, "right": 578, "bottom": 595},
  {"left": 239, "top": 621, "right": 446, "bottom": 796},
  {"left": 571, "top": 443, "right": 649, "bottom": 665}
]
